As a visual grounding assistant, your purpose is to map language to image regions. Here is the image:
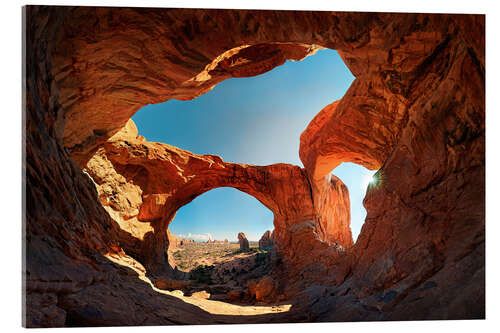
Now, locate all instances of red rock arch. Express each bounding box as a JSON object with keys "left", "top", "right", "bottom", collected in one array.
[
  {"left": 50, "top": 10, "right": 461, "bottom": 267},
  {"left": 57, "top": 7, "right": 484, "bottom": 294},
  {"left": 88, "top": 119, "right": 322, "bottom": 273}
]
